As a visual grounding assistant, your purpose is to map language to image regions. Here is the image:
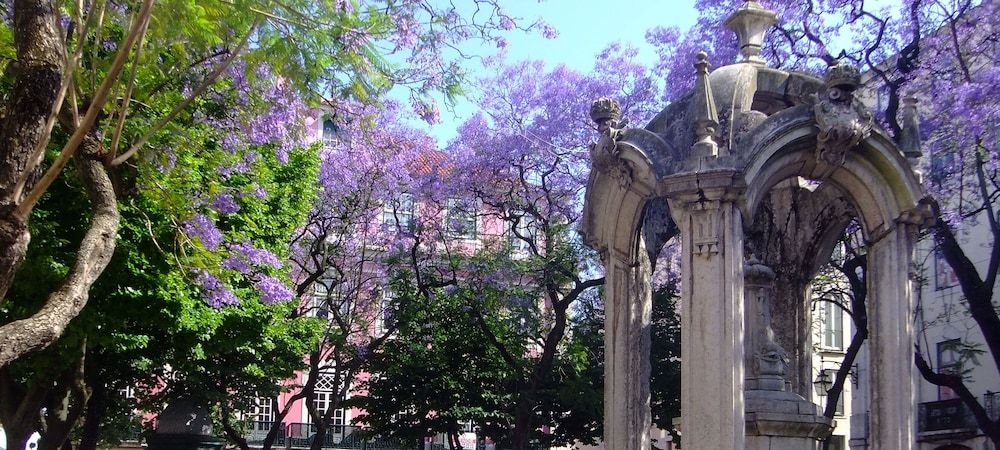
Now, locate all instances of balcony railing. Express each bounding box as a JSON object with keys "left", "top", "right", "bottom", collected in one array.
[{"left": 245, "top": 423, "right": 418, "bottom": 450}]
